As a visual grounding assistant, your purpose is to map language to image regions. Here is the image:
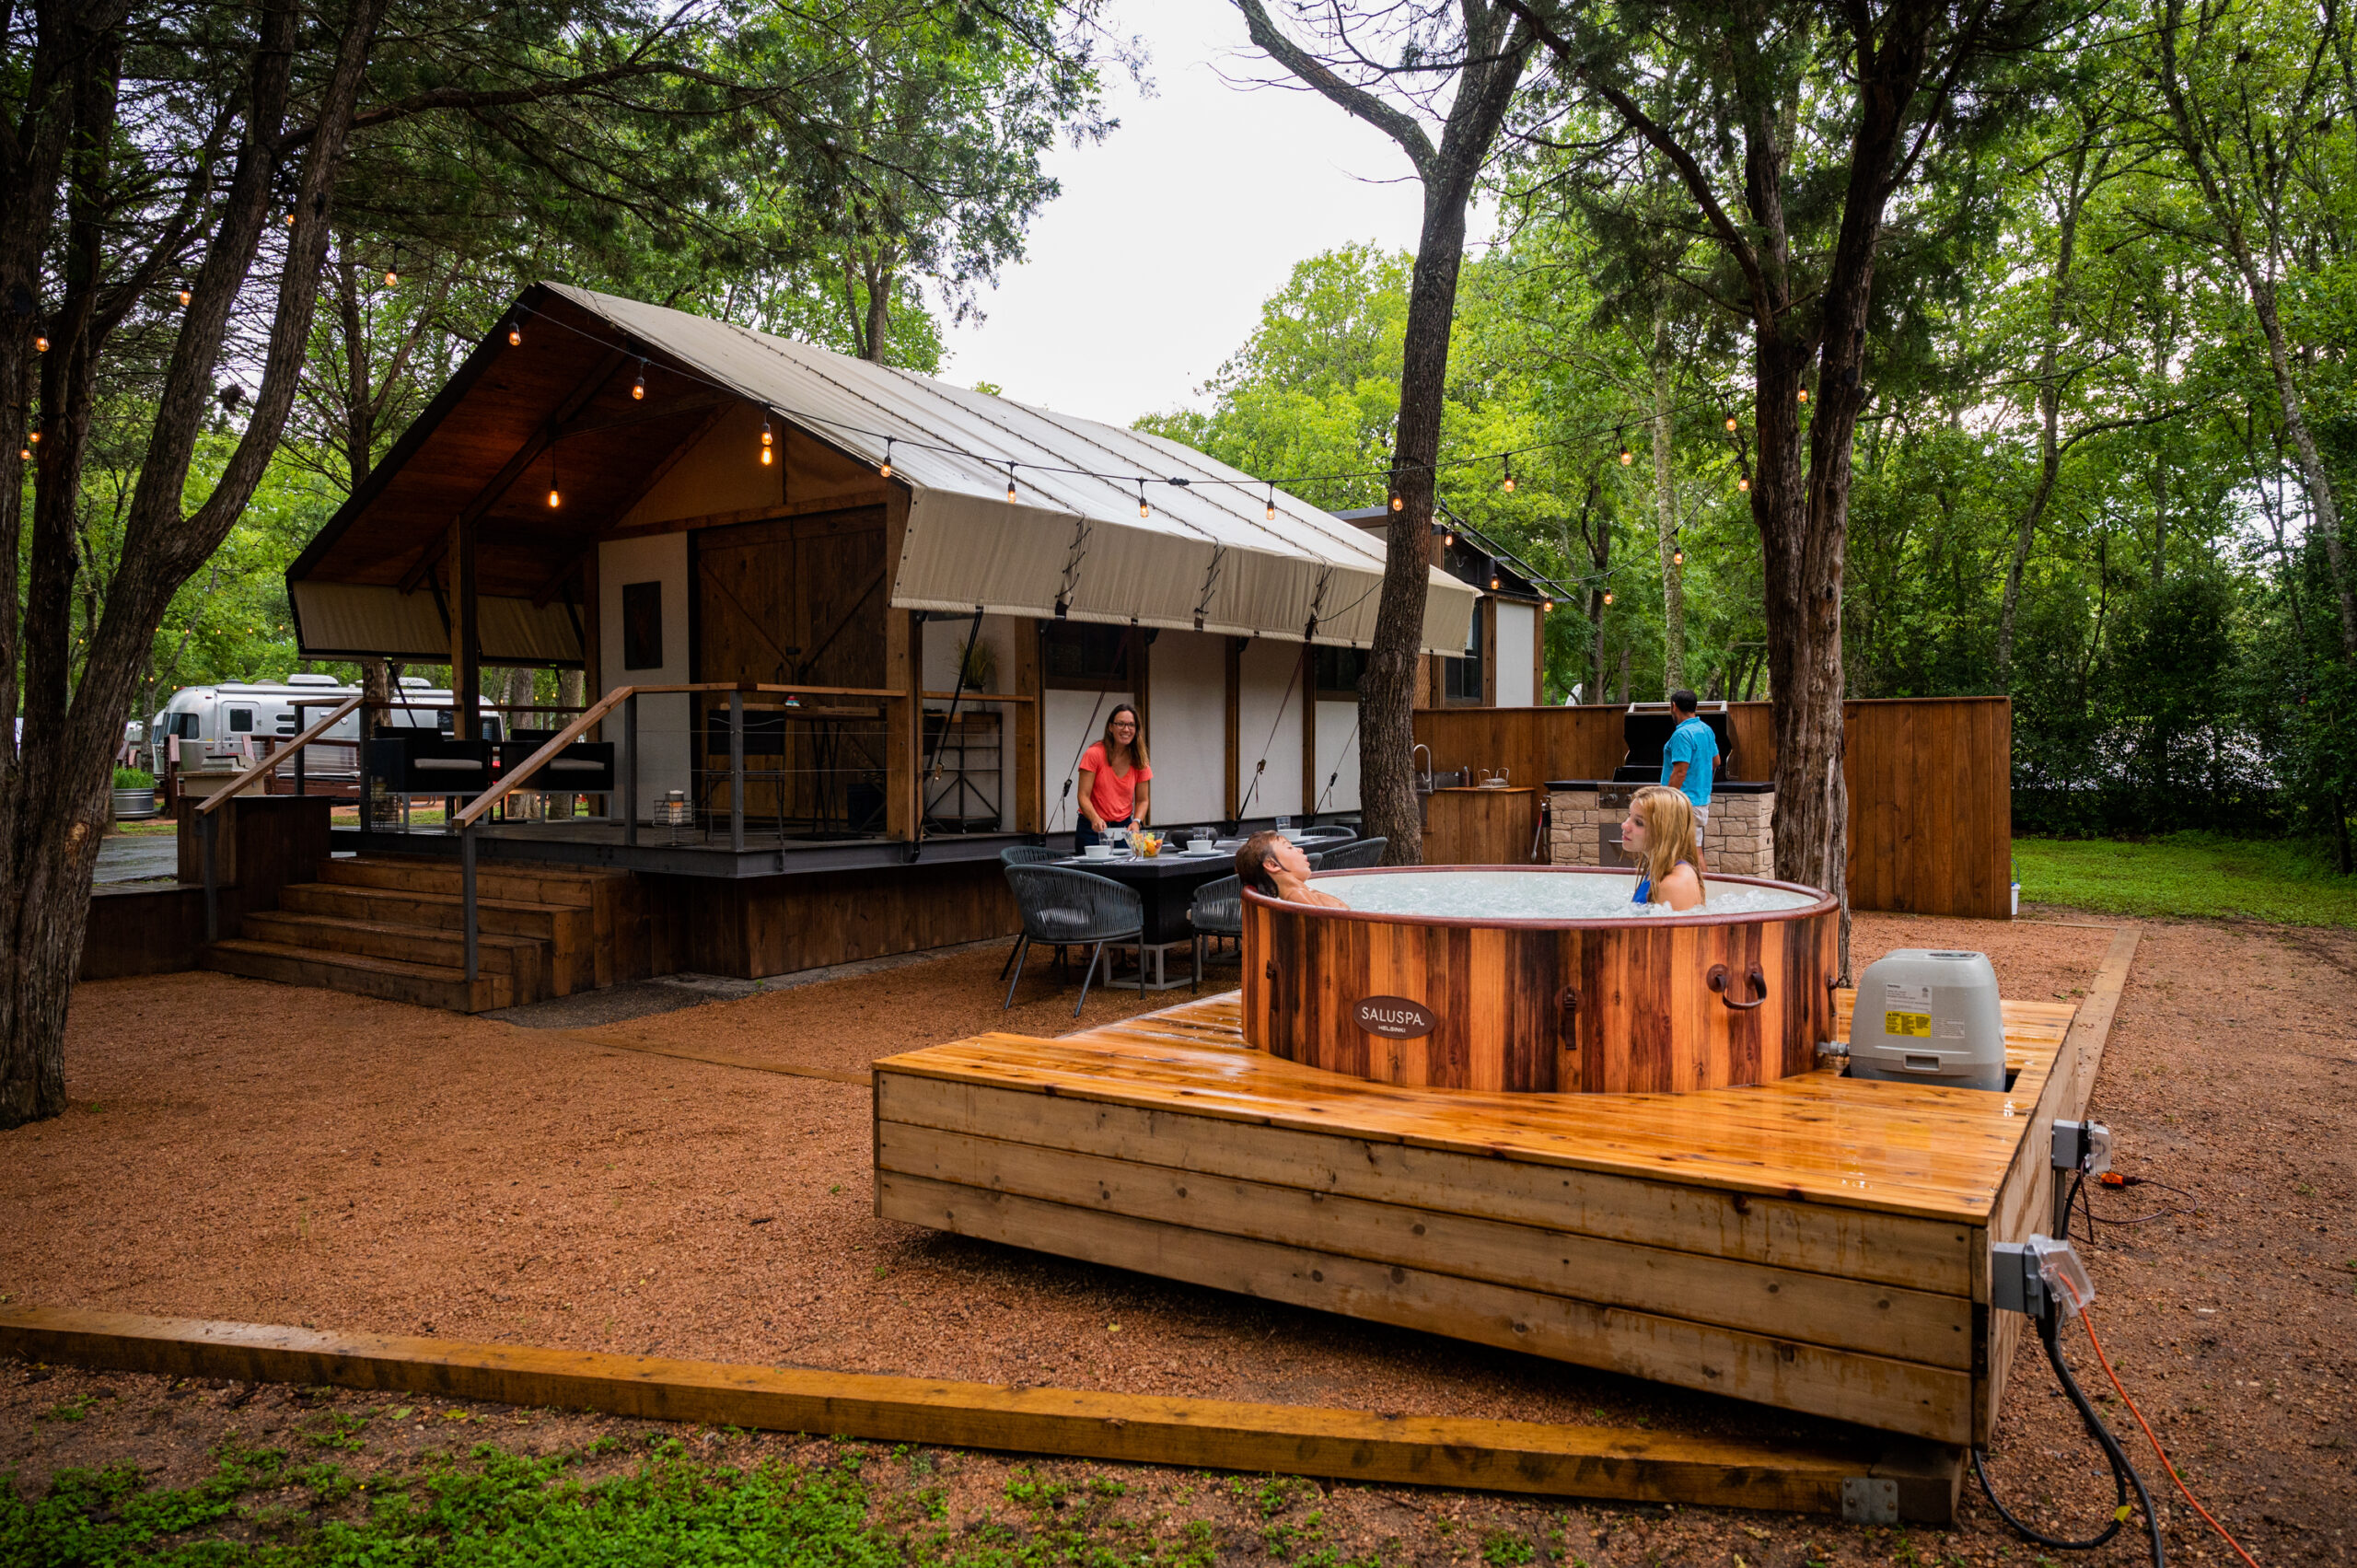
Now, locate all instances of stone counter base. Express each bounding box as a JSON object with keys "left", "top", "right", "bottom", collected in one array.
[{"left": 1548, "top": 785, "right": 1775, "bottom": 877}]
